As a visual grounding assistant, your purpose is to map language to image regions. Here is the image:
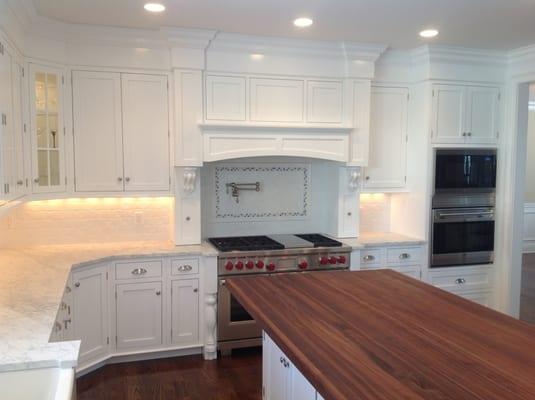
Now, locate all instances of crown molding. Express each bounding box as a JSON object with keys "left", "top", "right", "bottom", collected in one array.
[{"left": 426, "top": 44, "right": 507, "bottom": 67}]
